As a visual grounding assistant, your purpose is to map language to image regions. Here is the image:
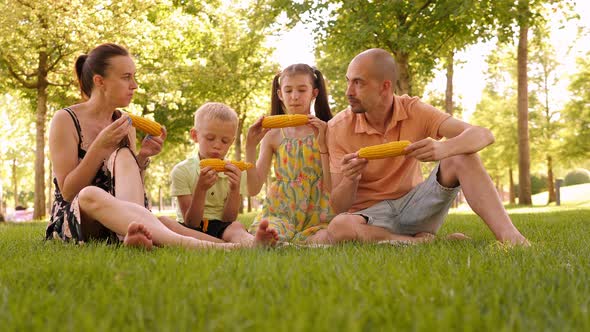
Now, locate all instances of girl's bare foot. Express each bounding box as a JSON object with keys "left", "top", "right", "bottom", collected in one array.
[
  {"left": 253, "top": 220, "right": 279, "bottom": 247},
  {"left": 123, "top": 222, "right": 153, "bottom": 250}
]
